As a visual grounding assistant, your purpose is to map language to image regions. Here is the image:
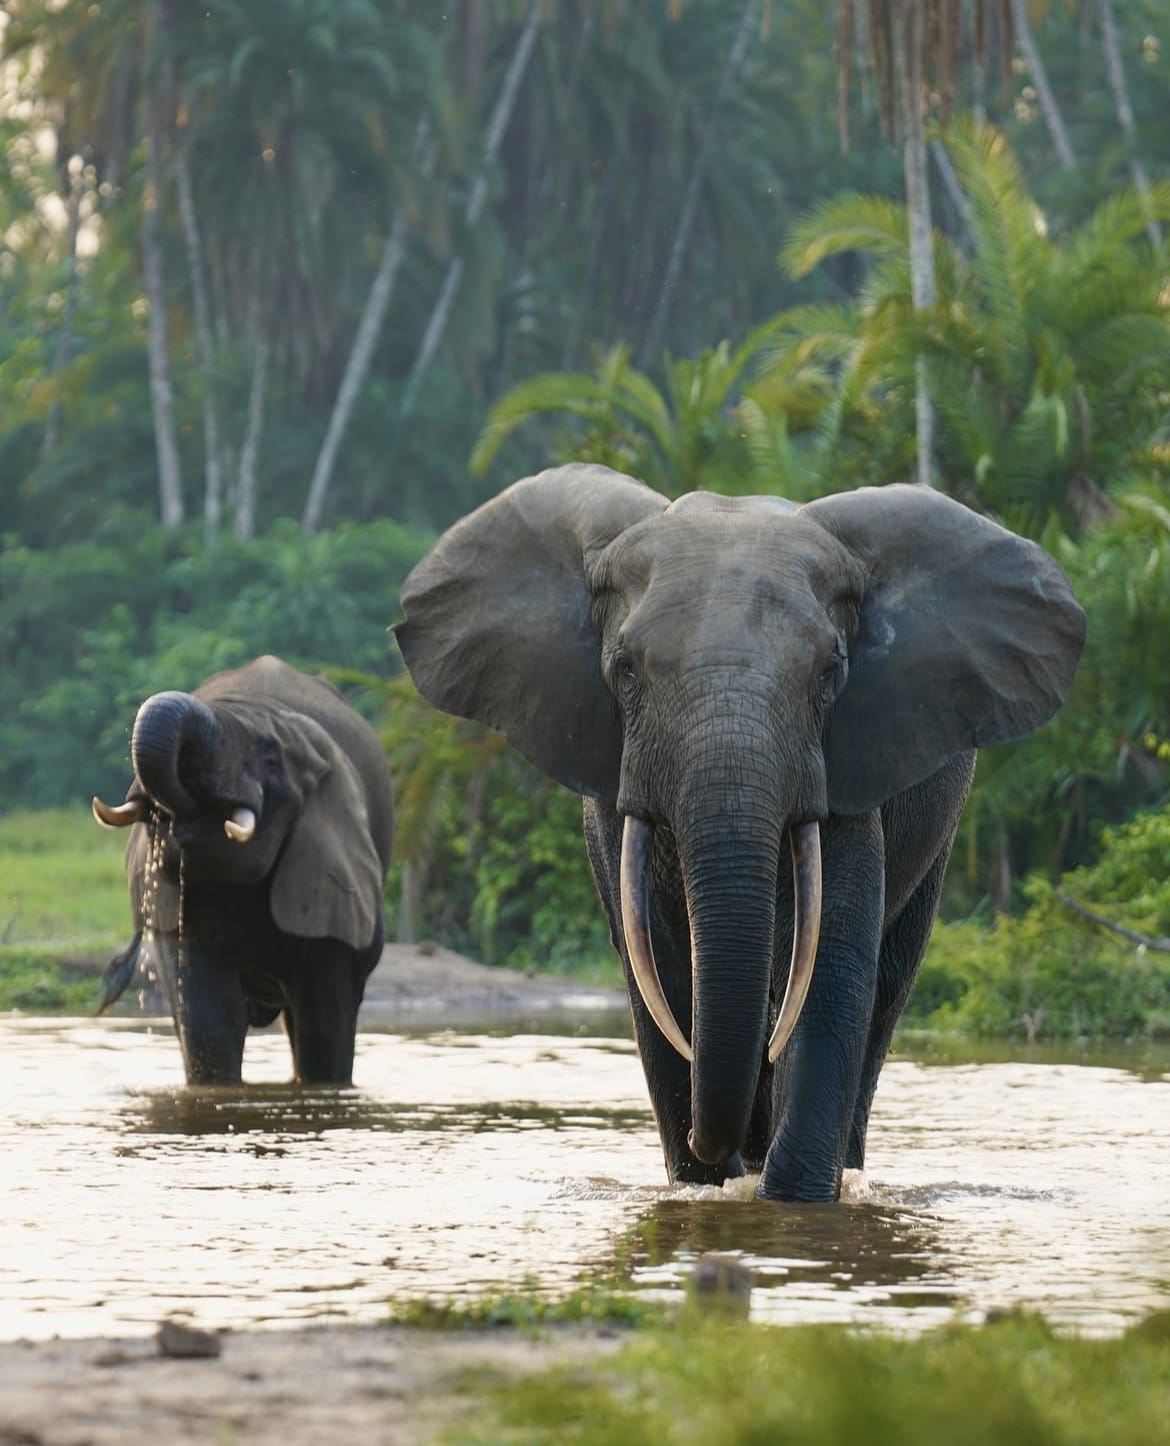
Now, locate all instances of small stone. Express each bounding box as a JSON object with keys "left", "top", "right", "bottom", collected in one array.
[
  {"left": 157, "top": 1319, "right": 223, "bottom": 1359},
  {"left": 685, "top": 1253, "right": 754, "bottom": 1319}
]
